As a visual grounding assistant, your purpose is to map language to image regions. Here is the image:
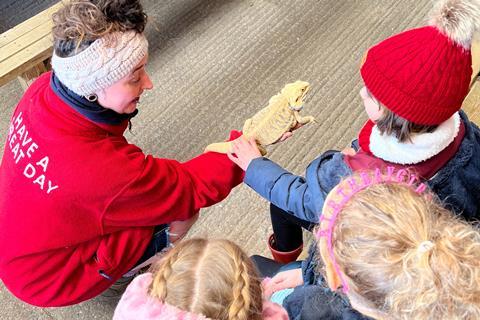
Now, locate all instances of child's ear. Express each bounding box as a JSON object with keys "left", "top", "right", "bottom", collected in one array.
[
  {"left": 359, "top": 51, "right": 368, "bottom": 69},
  {"left": 324, "top": 256, "right": 342, "bottom": 292}
]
